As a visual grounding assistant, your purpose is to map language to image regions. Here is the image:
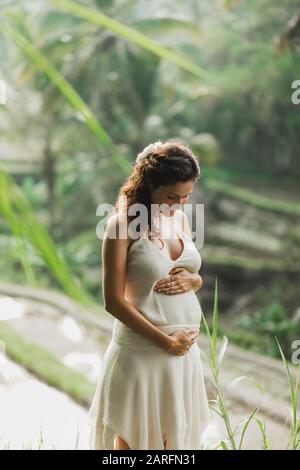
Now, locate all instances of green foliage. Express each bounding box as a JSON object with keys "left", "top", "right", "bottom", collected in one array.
[
  {"left": 0, "top": 0, "right": 299, "bottom": 368},
  {"left": 50, "top": 0, "right": 211, "bottom": 80},
  {"left": 276, "top": 338, "right": 300, "bottom": 450},
  {"left": 0, "top": 169, "right": 94, "bottom": 306},
  {"left": 235, "top": 302, "right": 300, "bottom": 357},
  {"left": 202, "top": 280, "right": 262, "bottom": 450},
  {"left": 203, "top": 280, "right": 300, "bottom": 450},
  {"left": 205, "top": 179, "right": 300, "bottom": 217}
]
